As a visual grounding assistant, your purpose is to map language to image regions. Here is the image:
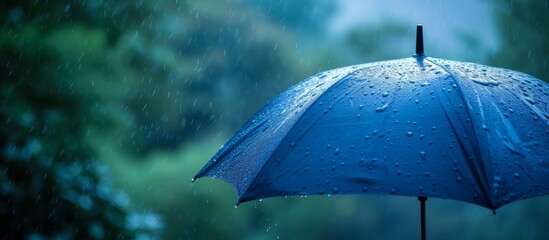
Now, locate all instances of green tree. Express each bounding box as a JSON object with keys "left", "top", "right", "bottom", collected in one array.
[{"left": 1, "top": 1, "right": 162, "bottom": 238}]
